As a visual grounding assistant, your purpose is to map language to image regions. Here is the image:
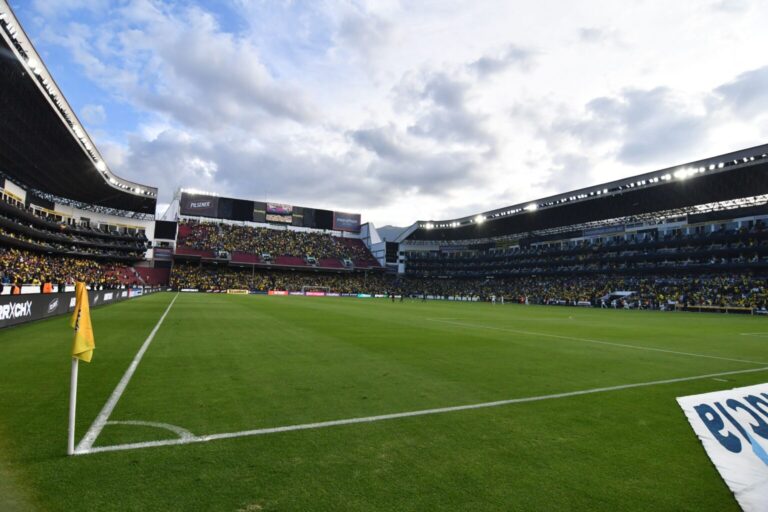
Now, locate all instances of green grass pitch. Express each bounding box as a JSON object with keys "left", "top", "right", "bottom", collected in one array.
[{"left": 1, "top": 292, "right": 767, "bottom": 511}]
